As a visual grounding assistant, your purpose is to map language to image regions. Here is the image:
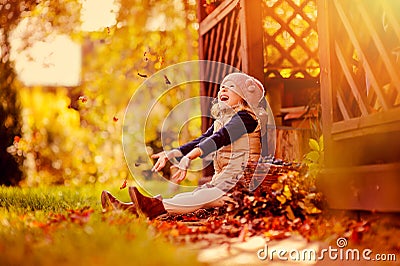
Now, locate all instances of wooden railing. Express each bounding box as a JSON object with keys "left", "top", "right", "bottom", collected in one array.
[
  {"left": 319, "top": 0, "right": 400, "bottom": 144},
  {"left": 198, "top": 0, "right": 264, "bottom": 132},
  {"left": 318, "top": 0, "right": 400, "bottom": 211}
]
